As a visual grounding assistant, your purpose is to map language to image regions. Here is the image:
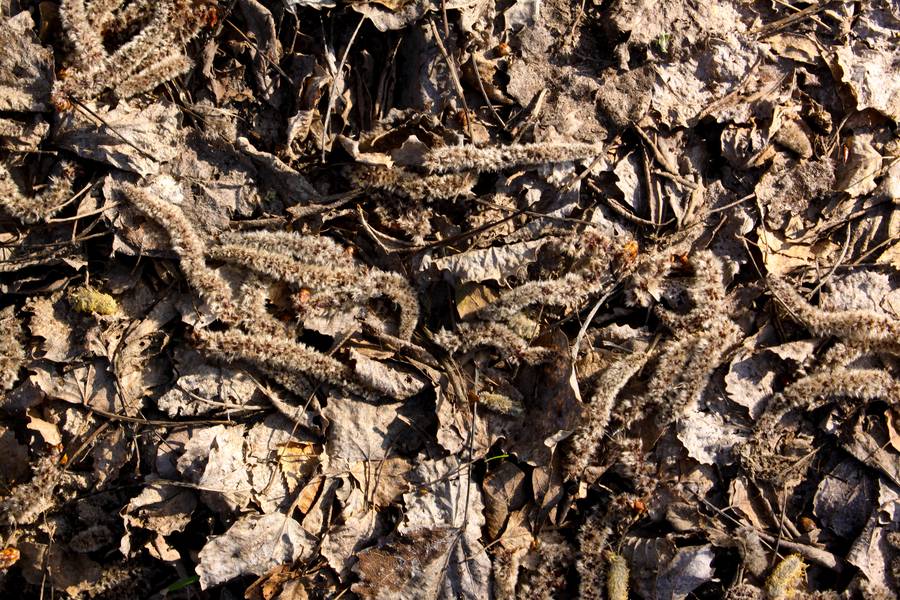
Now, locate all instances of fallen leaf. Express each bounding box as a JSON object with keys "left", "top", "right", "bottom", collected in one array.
[
  {"left": 196, "top": 512, "right": 317, "bottom": 589},
  {"left": 0, "top": 12, "right": 53, "bottom": 112},
  {"left": 55, "top": 101, "right": 181, "bottom": 176},
  {"left": 813, "top": 458, "right": 876, "bottom": 539}
]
